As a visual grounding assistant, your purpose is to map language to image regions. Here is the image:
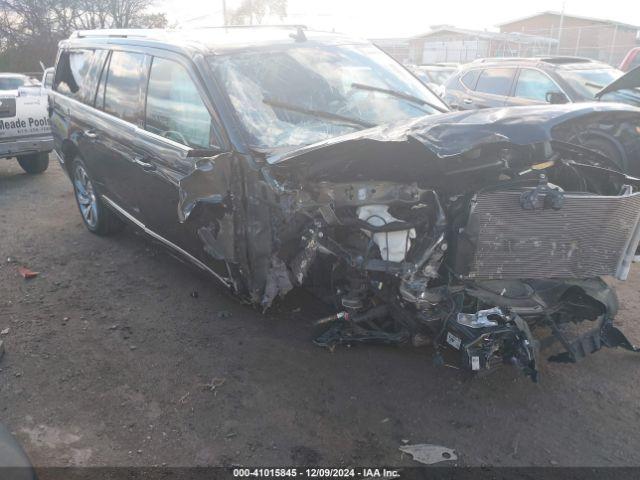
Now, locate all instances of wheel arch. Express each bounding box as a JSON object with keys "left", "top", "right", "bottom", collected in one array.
[
  {"left": 60, "top": 139, "right": 80, "bottom": 175},
  {"left": 578, "top": 130, "right": 629, "bottom": 172}
]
